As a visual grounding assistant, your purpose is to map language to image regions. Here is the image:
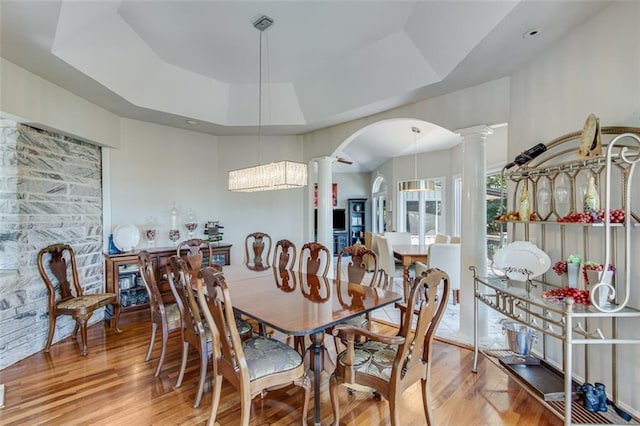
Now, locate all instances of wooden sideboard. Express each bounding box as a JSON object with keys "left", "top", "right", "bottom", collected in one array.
[{"left": 104, "top": 244, "right": 231, "bottom": 323}]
